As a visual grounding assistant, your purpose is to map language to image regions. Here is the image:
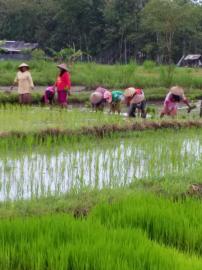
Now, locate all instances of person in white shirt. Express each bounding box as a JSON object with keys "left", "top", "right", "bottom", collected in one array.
[{"left": 11, "top": 63, "right": 34, "bottom": 104}]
